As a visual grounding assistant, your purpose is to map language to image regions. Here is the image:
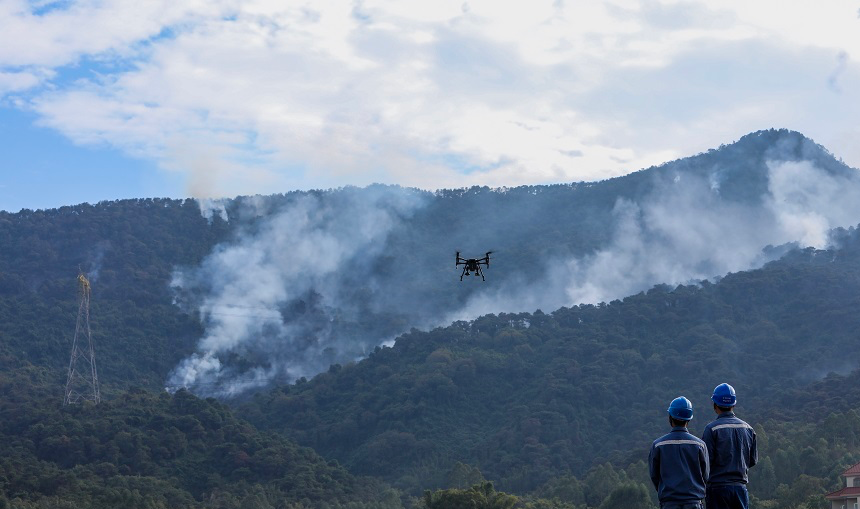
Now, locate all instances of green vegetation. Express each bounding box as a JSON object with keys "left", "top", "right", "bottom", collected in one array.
[
  {"left": 0, "top": 198, "right": 223, "bottom": 395},
  {"left": 0, "top": 387, "right": 403, "bottom": 509},
  {"left": 422, "top": 482, "right": 523, "bottom": 509},
  {"left": 0, "top": 130, "right": 858, "bottom": 507},
  {"left": 422, "top": 481, "right": 579, "bottom": 509}
]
